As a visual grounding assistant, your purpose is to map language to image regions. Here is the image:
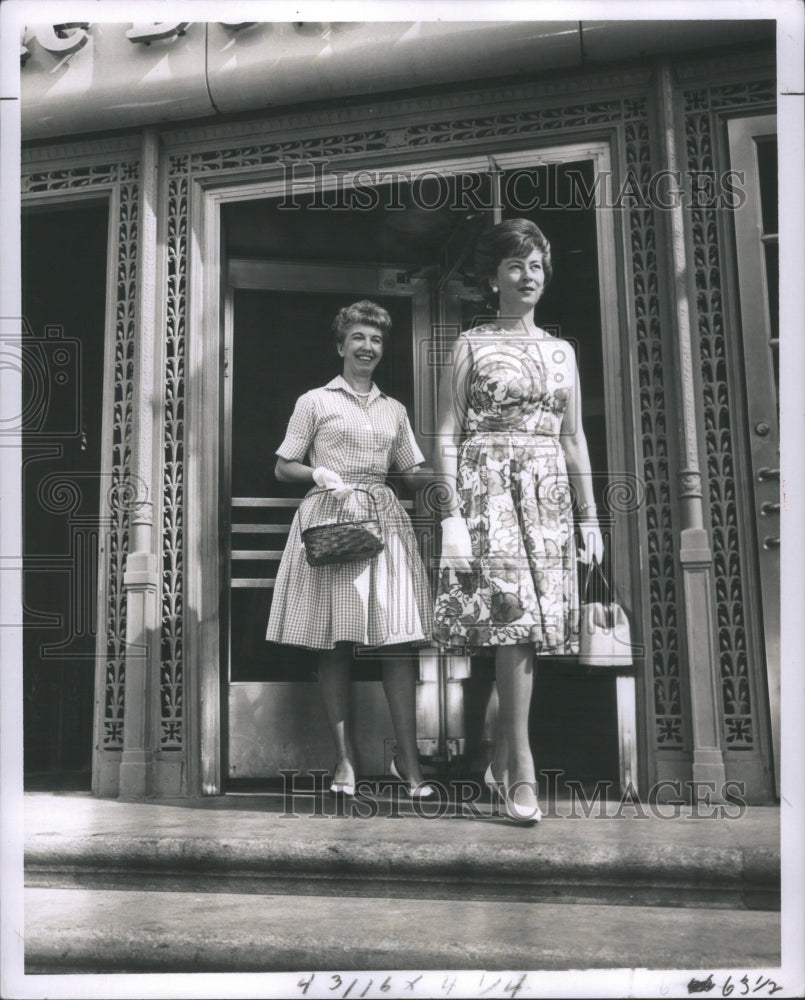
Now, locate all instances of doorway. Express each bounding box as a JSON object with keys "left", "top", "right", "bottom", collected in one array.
[
  {"left": 214, "top": 146, "right": 635, "bottom": 793},
  {"left": 21, "top": 201, "right": 109, "bottom": 790},
  {"left": 222, "top": 262, "right": 434, "bottom": 782}
]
